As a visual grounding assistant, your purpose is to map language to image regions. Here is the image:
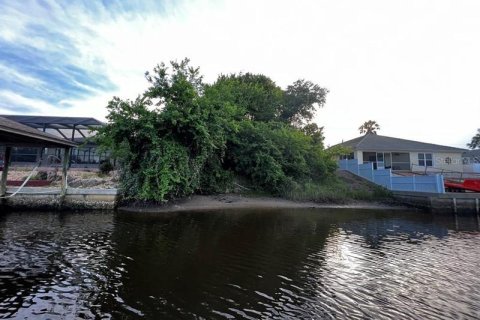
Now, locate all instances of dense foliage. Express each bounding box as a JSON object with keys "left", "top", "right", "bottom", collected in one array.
[
  {"left": 359, "top": 120, "right": 380, "bottom": 134},
  {"left": 467, "top": 128, "right": 480, "bottom": 149},
  {"left": 97, "top": 59, "right": 336, "bottom": 202}
]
